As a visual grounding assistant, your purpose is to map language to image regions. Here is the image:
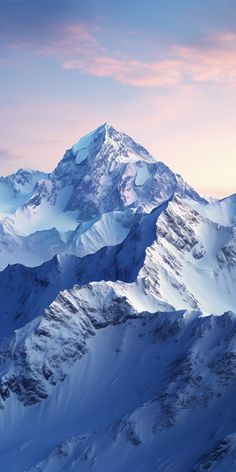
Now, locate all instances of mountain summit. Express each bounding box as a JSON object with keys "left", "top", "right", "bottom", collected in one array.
[
  {"left": 70, "top": 123, "right": 157, "bottom": 165},
  {"left": 0, "top": 125, "right": 236, "bottom": 471},
  {"left": 21, "top": 124, "right": 203, "bottom": 221},
  {"left": 0, "top": 124, "right": 205, "bottom": 268}
]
